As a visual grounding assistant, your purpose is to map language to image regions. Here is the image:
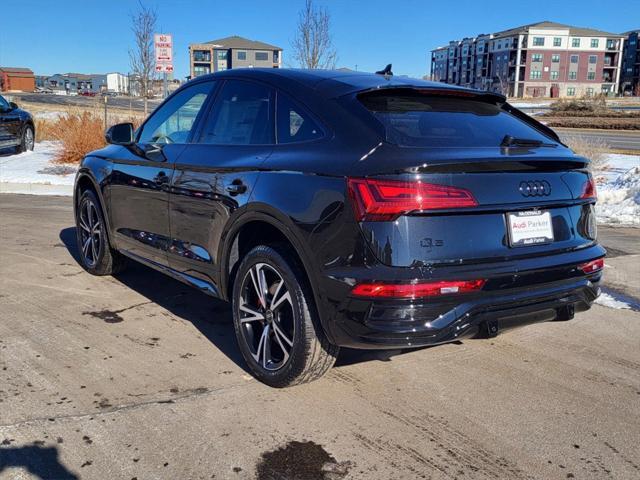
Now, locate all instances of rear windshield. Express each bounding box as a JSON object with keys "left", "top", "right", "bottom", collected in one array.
[{"left": 358, "top": 91, "right": 555, "bottom": 148}]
